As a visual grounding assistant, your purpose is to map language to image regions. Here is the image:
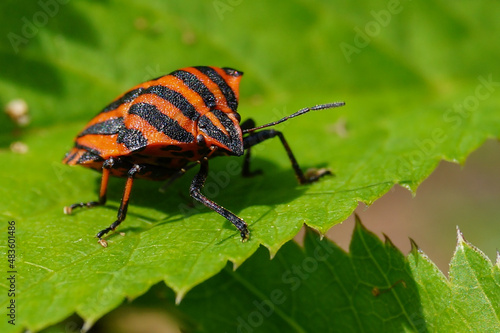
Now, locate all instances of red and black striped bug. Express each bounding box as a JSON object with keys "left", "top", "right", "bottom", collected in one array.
[{"left": 63, "top": 66, "right": 345, "bottom": 246}]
